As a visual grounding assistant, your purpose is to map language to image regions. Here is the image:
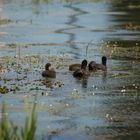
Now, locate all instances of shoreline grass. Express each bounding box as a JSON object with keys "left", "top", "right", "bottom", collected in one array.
[{"left": 0, "top": 99, "right": 37, "bottom": 140}]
